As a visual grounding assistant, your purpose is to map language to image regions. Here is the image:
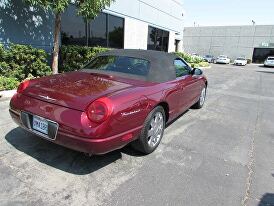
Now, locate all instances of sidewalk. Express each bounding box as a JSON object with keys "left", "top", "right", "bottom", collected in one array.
[{"left": 0, "top": 90, "right": 16, "bottom": 101}]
